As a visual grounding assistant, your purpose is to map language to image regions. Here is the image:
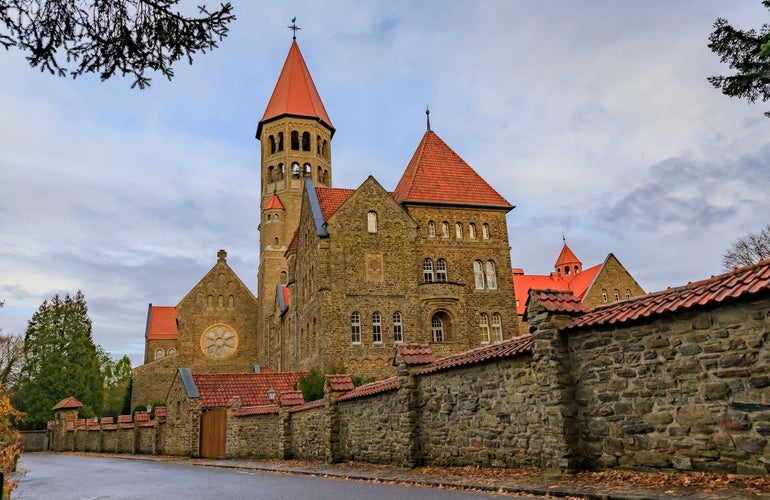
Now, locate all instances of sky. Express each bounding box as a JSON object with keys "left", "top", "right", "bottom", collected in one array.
[{"left": 1, "top": 1, "right": 769, "bottom": 366}]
